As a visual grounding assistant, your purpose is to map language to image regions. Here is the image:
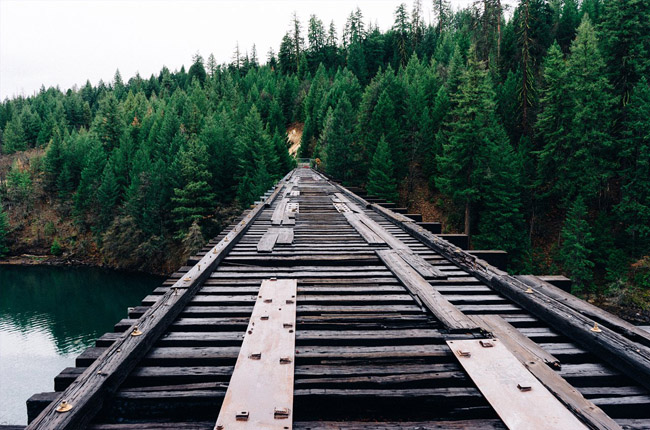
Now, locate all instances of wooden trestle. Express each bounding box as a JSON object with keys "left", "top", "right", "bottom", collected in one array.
[{"left": 24, "top": 168, "right": 650, "bottom": 429}]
